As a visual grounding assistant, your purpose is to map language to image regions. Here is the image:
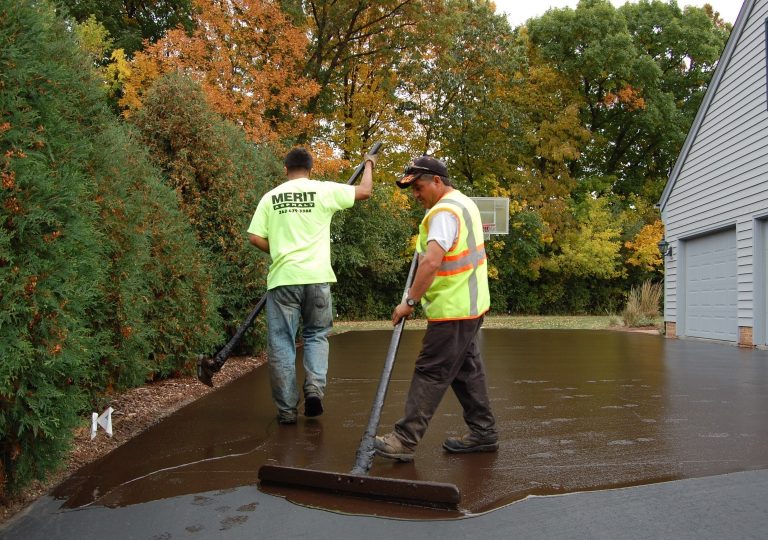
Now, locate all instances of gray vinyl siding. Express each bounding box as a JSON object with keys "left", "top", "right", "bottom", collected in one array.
[
  {"left": 738, "top": 218, "right": 755, "bottom": 326},
  {"left": 661, "top": 0, "right": 768, "bottom": 335}
]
